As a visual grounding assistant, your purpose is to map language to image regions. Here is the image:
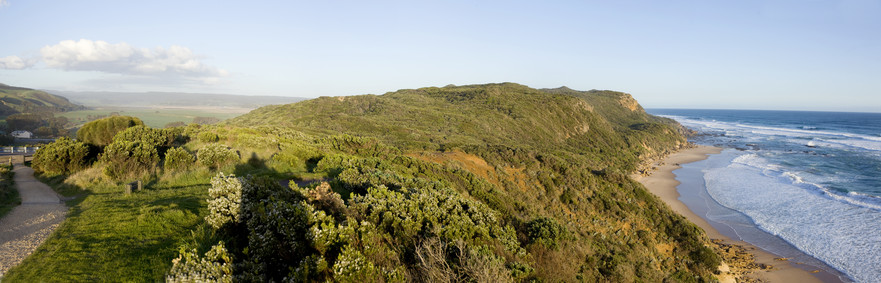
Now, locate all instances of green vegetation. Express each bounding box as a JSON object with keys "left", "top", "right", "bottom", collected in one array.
[
  {"left": 0, "top": 164, "right": 18, "bottom": 219},
  {"left": 7, "top": 83, "right": 721, "bottom": 282},
  {"left": 100, "top": 140, "right": 160, "bottom": 181},
  {"left": 31, "top": 137, "right": 90, "bottom": 175},
  {"left": 164, "top": 147, "right": 196, "bottom": 172},
  {"left": 2, "top": 181, "right": 211, "bottom": 281},
  {"left": 0, "top": 83, "right": 85, "bottom": 139},
  {"left": 0, "top": 83, "right": 83, "bottom": 116},
  {"left": 57, "top": 107, "right": 248, "bottom": 128},
  {"left": 76, "top": 116, "right": 144, "bottom": 146}
]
